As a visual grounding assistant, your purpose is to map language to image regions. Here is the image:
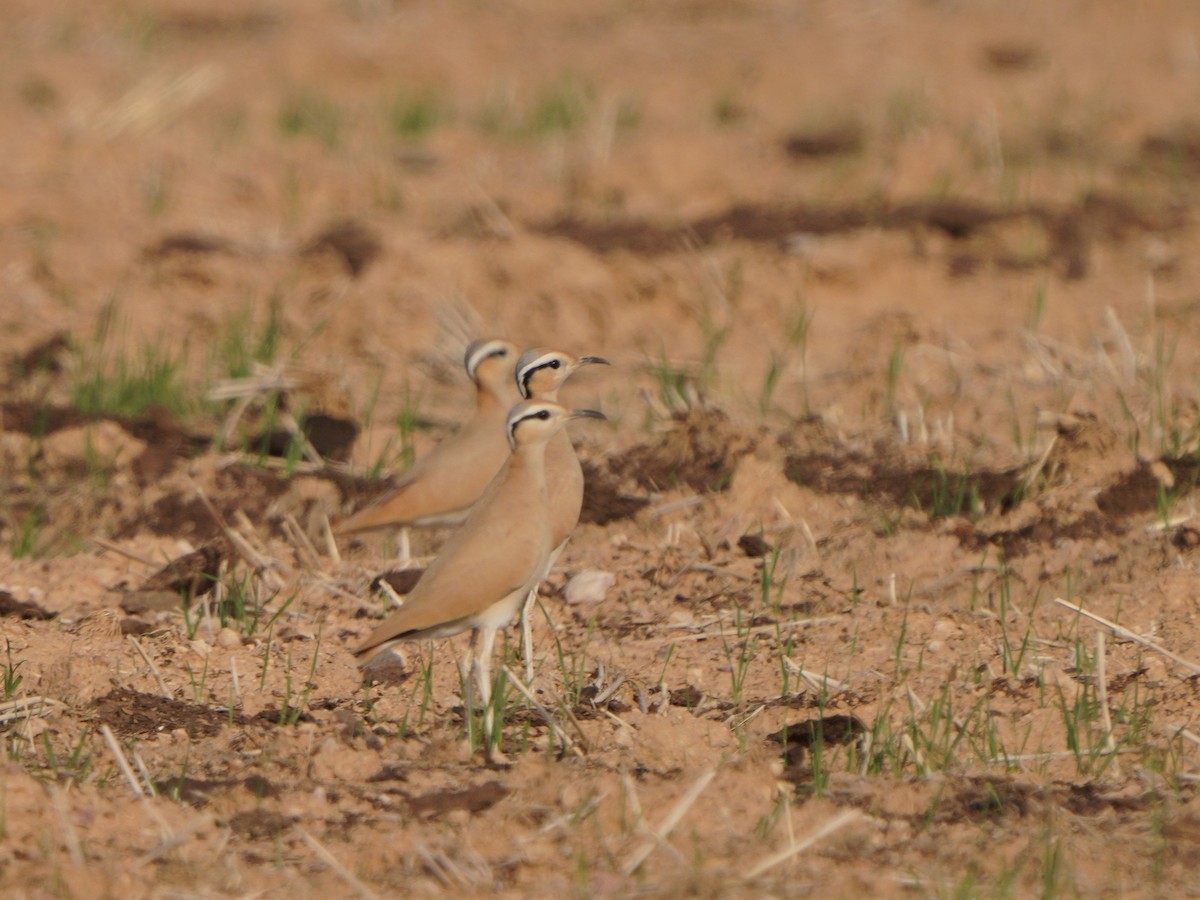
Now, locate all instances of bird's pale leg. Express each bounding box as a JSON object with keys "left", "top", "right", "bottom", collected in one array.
[
  {"left": 474, "top": 625, "right": 507, "bottom": 763},
  {"left": 520, "top": 588, "right": 538, "bottom": 683},
  {"left": 460, "top": 630, "right": 478, "bottom": 734},
  {"left": 521, "top": 540, "right": 568, "bottom": 682},
  {"left": 396, "top": 527, "right": 412, "bottom": 566}
]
